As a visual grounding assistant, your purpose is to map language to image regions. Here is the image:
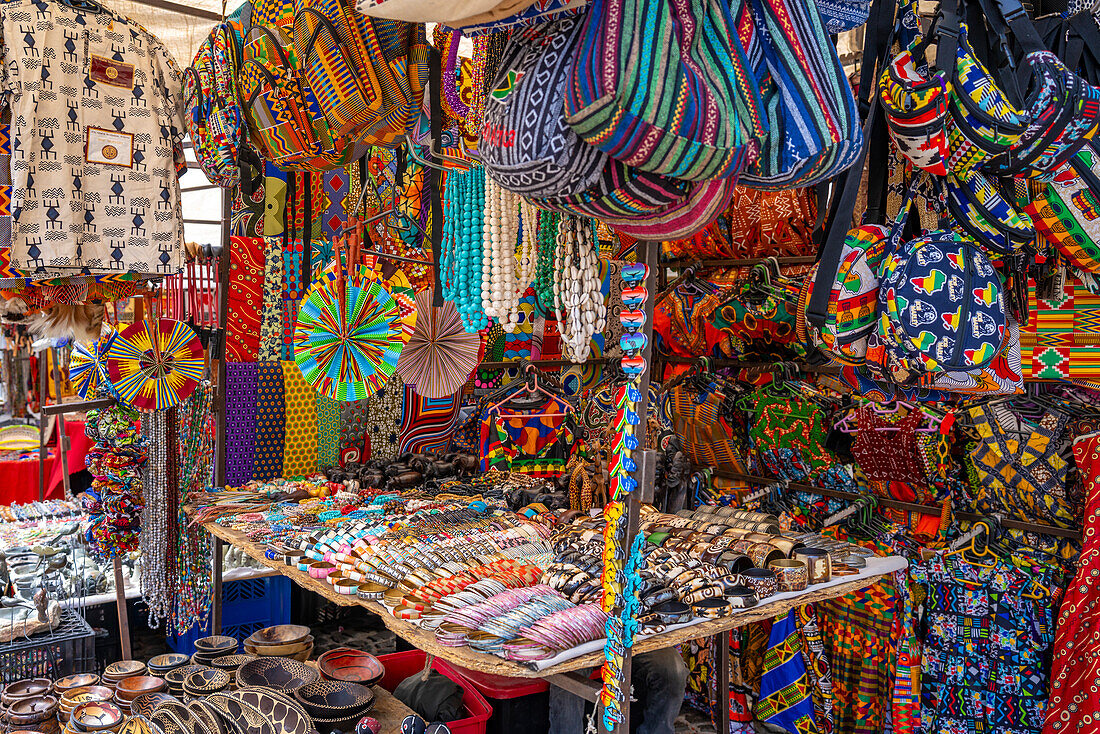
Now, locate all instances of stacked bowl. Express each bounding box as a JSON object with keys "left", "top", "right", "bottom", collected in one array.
[
  {"left": 147, "top": 654, "right": 190, "bottom": 678},
  {"left": 243, "top": 625, "right": 313, "bottom": 662},
  {"left": 163, "top": 666, "right": 205, "bottom": 698},
  {"left": 65, "top": 701, "right": 124, "bottom": 734},
  {"left": 192, "top": 636, "right": 238, "bottom": 665},
  {"left": 293, "top": 679, "right": 376, "bottom": 732},
  {"left": 182, "top": 668, "right": 231, "bottom": 700},
  {"left": 58, "top": 686, "right": 113, "bottom": 724},
  {"left": 100, "top": 663, "right": 146, "bottom": 697},
  {"left": 112, "top": 677, "right": 164, "bottom": 715}
]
